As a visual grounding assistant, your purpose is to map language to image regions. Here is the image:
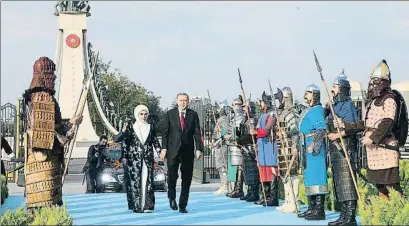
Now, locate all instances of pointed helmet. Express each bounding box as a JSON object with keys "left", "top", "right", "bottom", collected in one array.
[{"left": 370, "top": 59, "right": 391, "bottom": 83}]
